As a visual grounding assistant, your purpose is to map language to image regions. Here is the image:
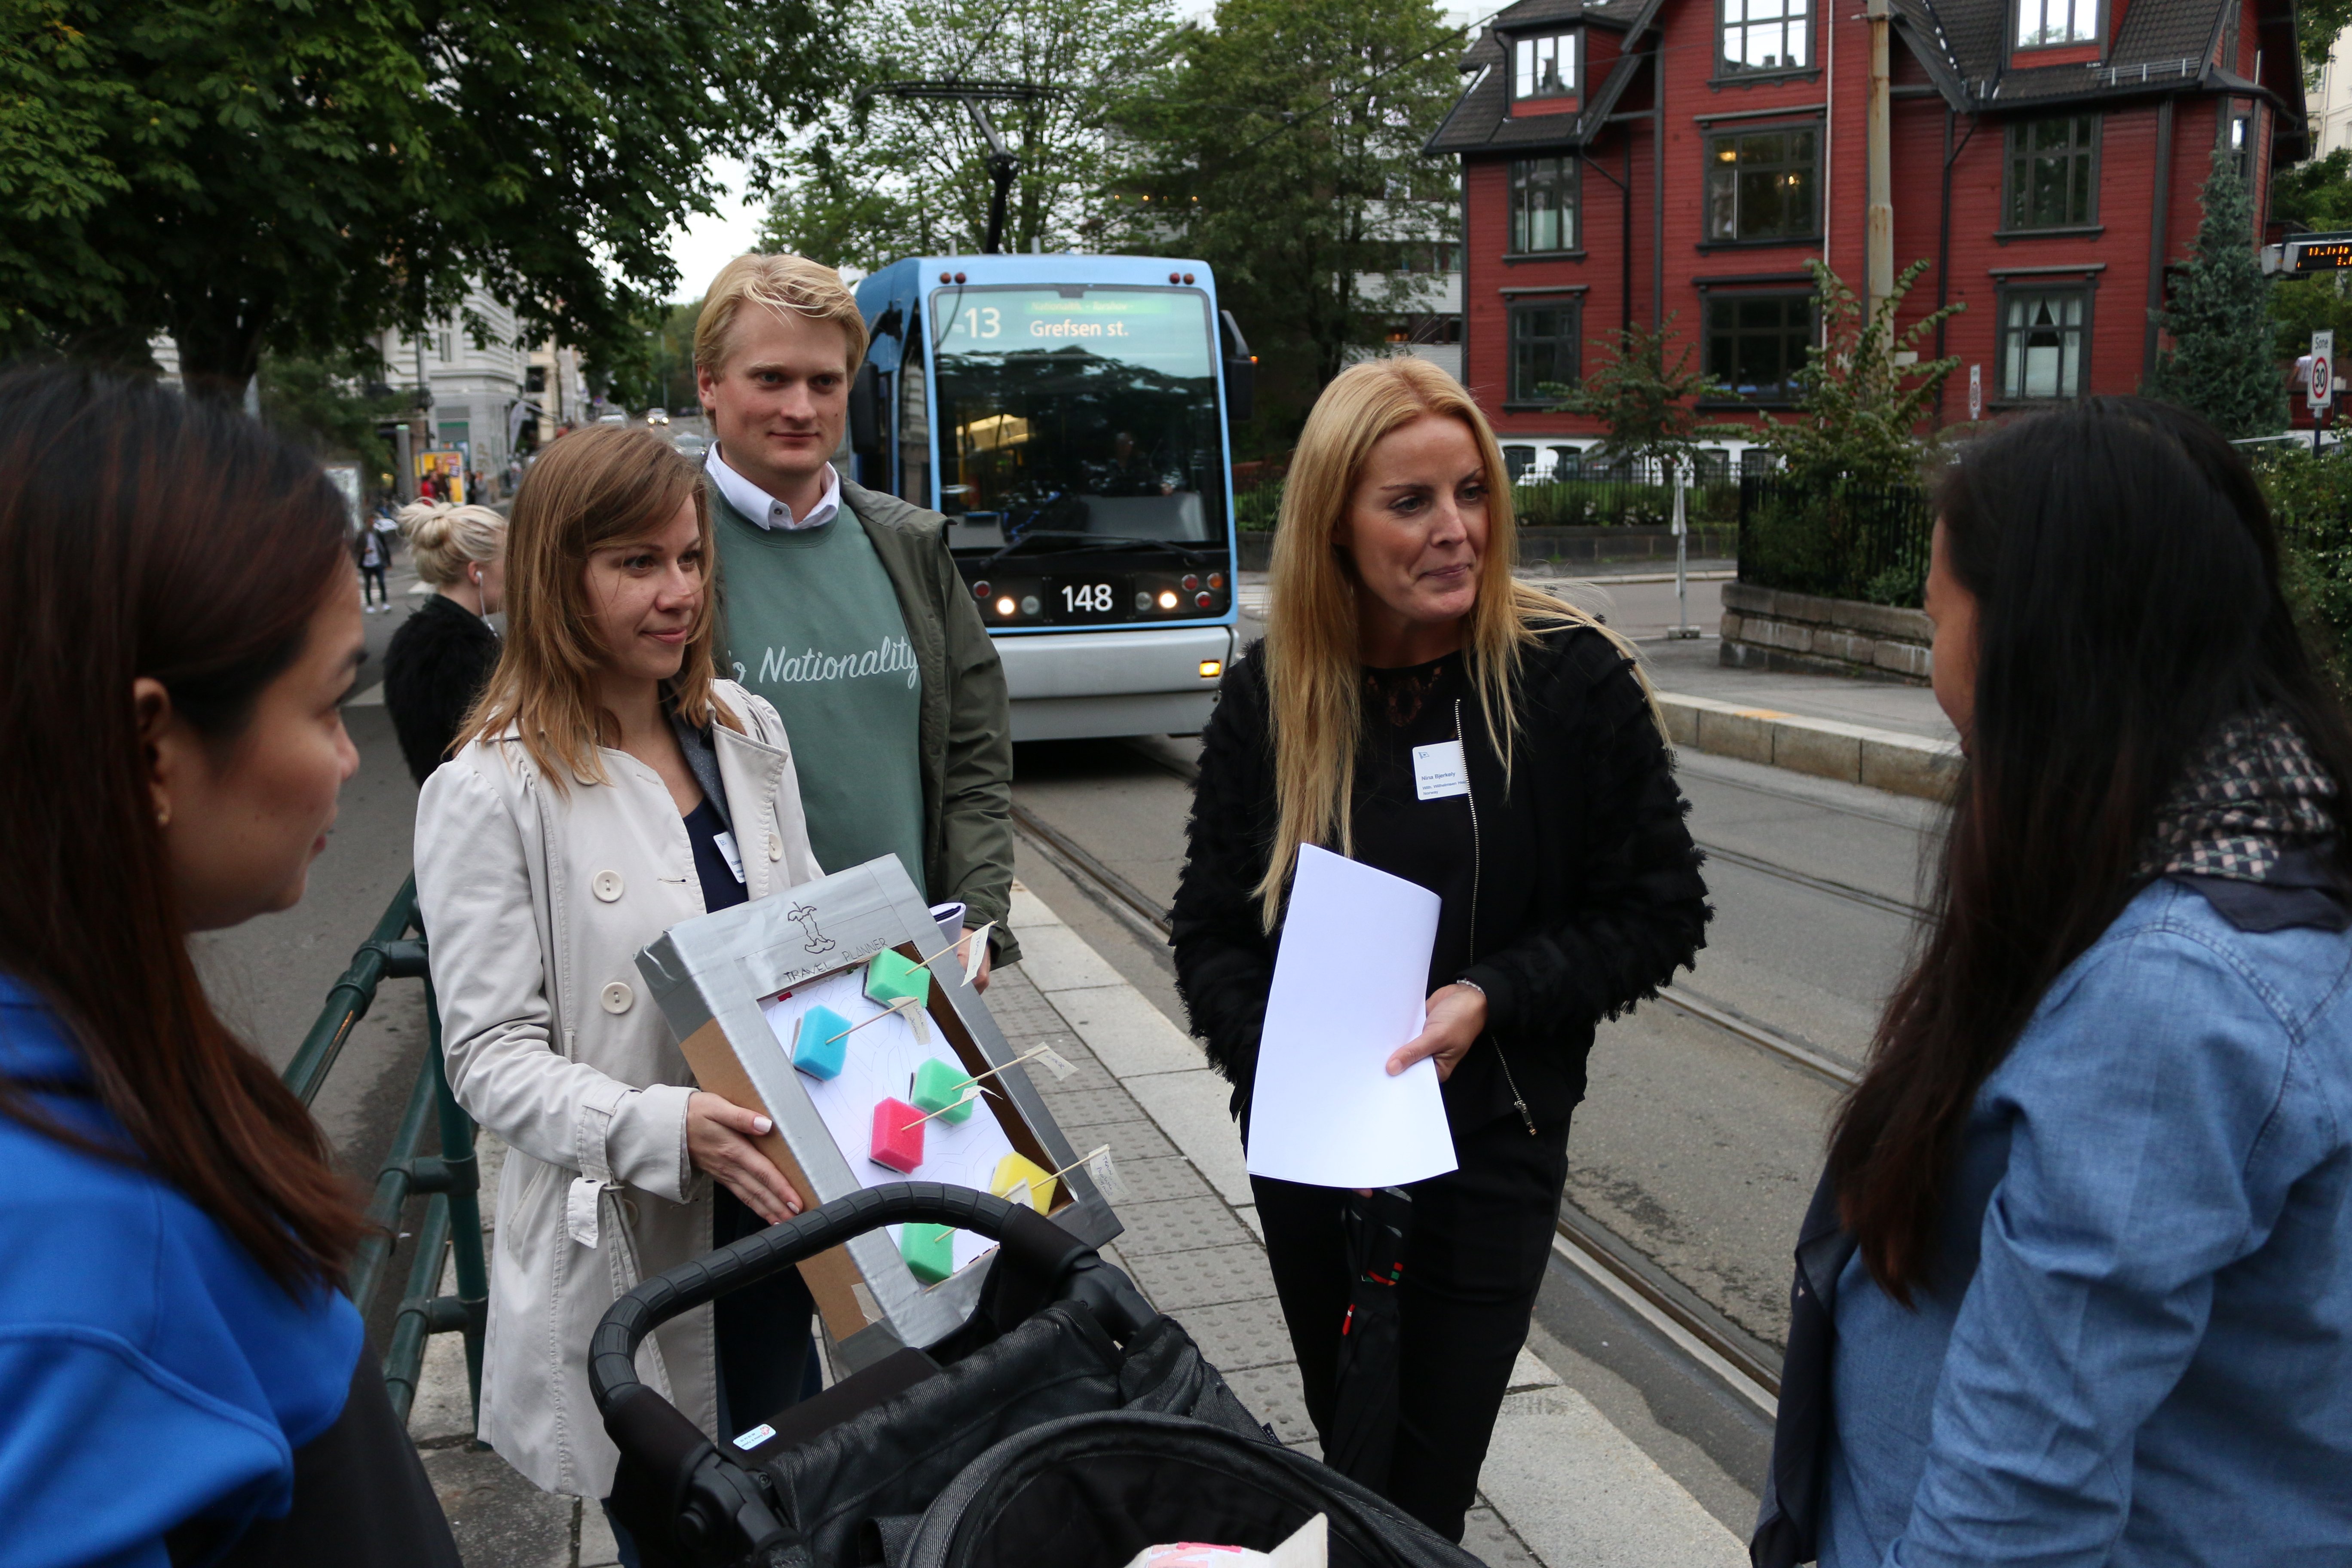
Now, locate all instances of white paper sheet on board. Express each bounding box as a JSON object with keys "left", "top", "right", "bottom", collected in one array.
[
  {"left": 1244, "top": 845, "right": 1459, "bottom": 1188},
  {"left": 760, "top": 971, "right": 1018, "bottom": 1276}
]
